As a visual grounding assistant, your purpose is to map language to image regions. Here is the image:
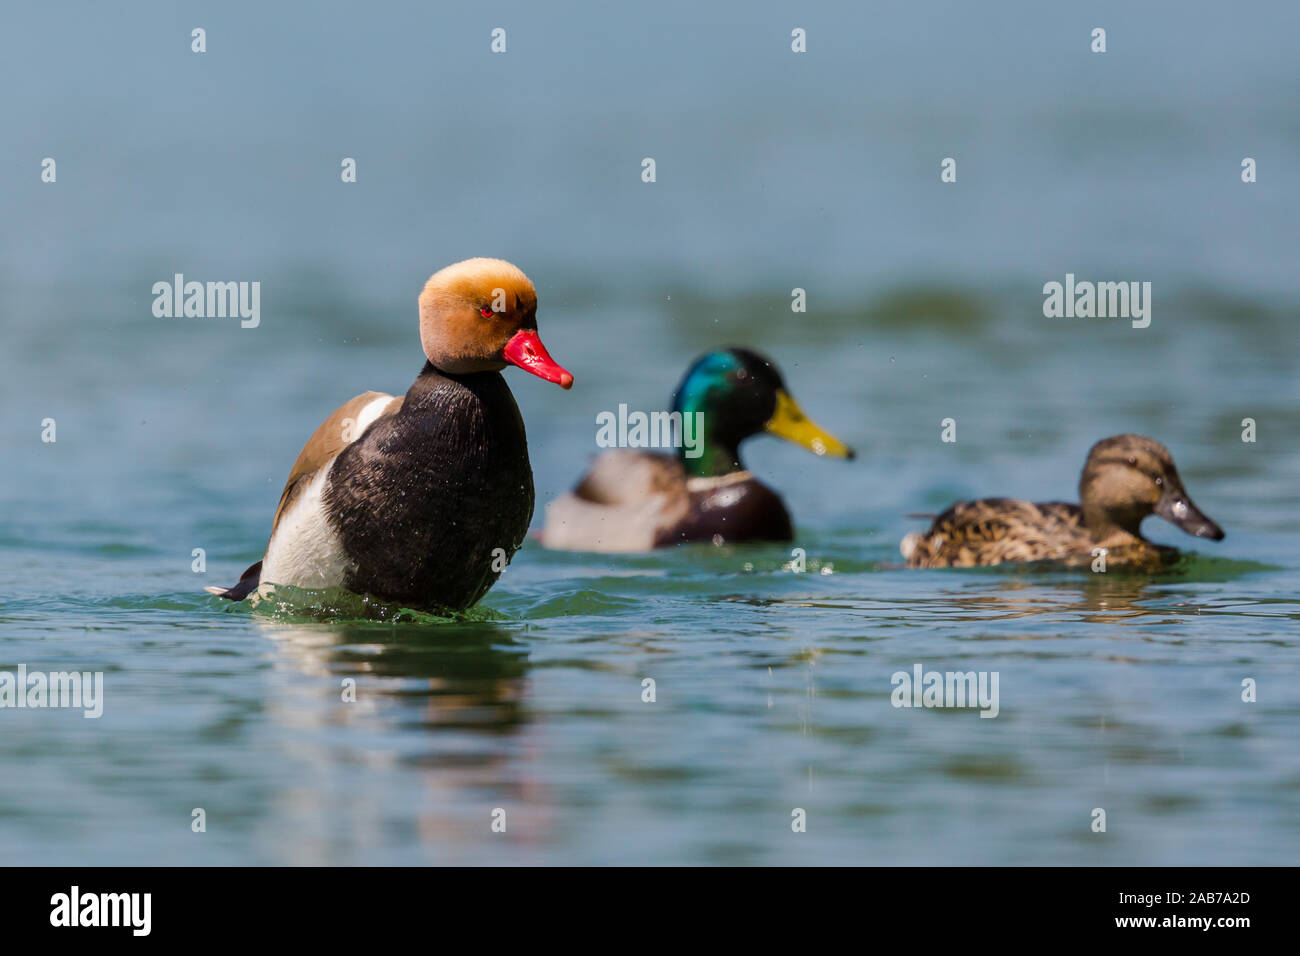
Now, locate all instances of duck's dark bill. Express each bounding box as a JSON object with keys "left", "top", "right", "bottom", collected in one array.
[
  {"left": 503, "top": 329, "right": 574, "bottom": 389},
  {"left": 1156, "top": 494, "right": 1225, "bottom": 540},
  {"left": 764, "top": 390, "right": 855, "bottom": 459}
]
